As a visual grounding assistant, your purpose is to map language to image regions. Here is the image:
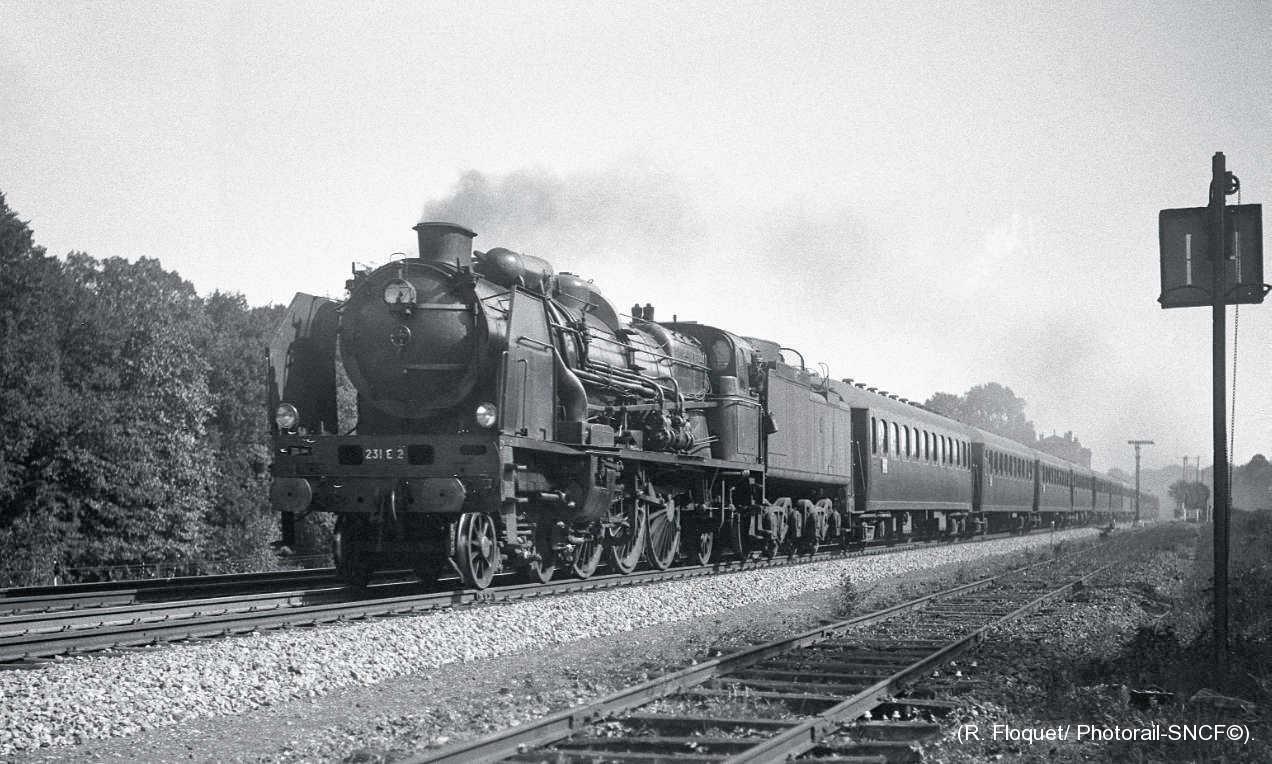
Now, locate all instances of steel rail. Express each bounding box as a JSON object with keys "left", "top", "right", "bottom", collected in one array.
[
  {"left": 411, "top": 550, "right": 1110, "bottom": 764},
  {"left": 0, "top": 527, "right": 1073, "bottom": 664},
  {"left": 1, "top": 566, "right": 337, "bottom": 599},
  {"left": 0, "top": 541, "right": 901, "bottom": 662},
  {"left": 0, "top": 568, "right": 342, "bottom": 615}
]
